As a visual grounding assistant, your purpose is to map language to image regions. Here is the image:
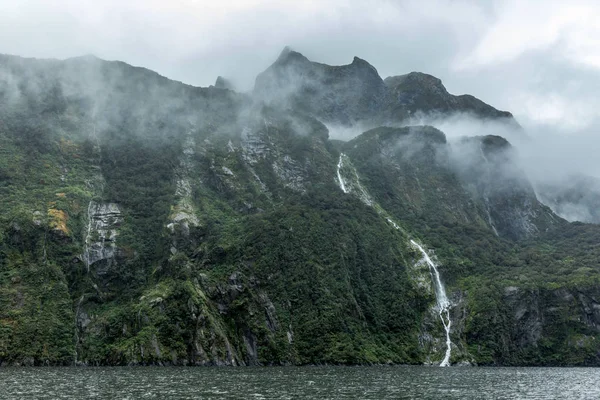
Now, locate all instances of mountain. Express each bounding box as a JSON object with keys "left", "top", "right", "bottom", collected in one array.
[
  {"left": 382, "top": 72, "right": 517, "bottom": 123},
  {"left": 0, "top": 49, "right": 599, "bottom": 367},
  {"left": 254, "top": 47, "right": 388, "bottom": 125},
  {"left": 254, "top": 47, "right": 519, "bottom": 128}
]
